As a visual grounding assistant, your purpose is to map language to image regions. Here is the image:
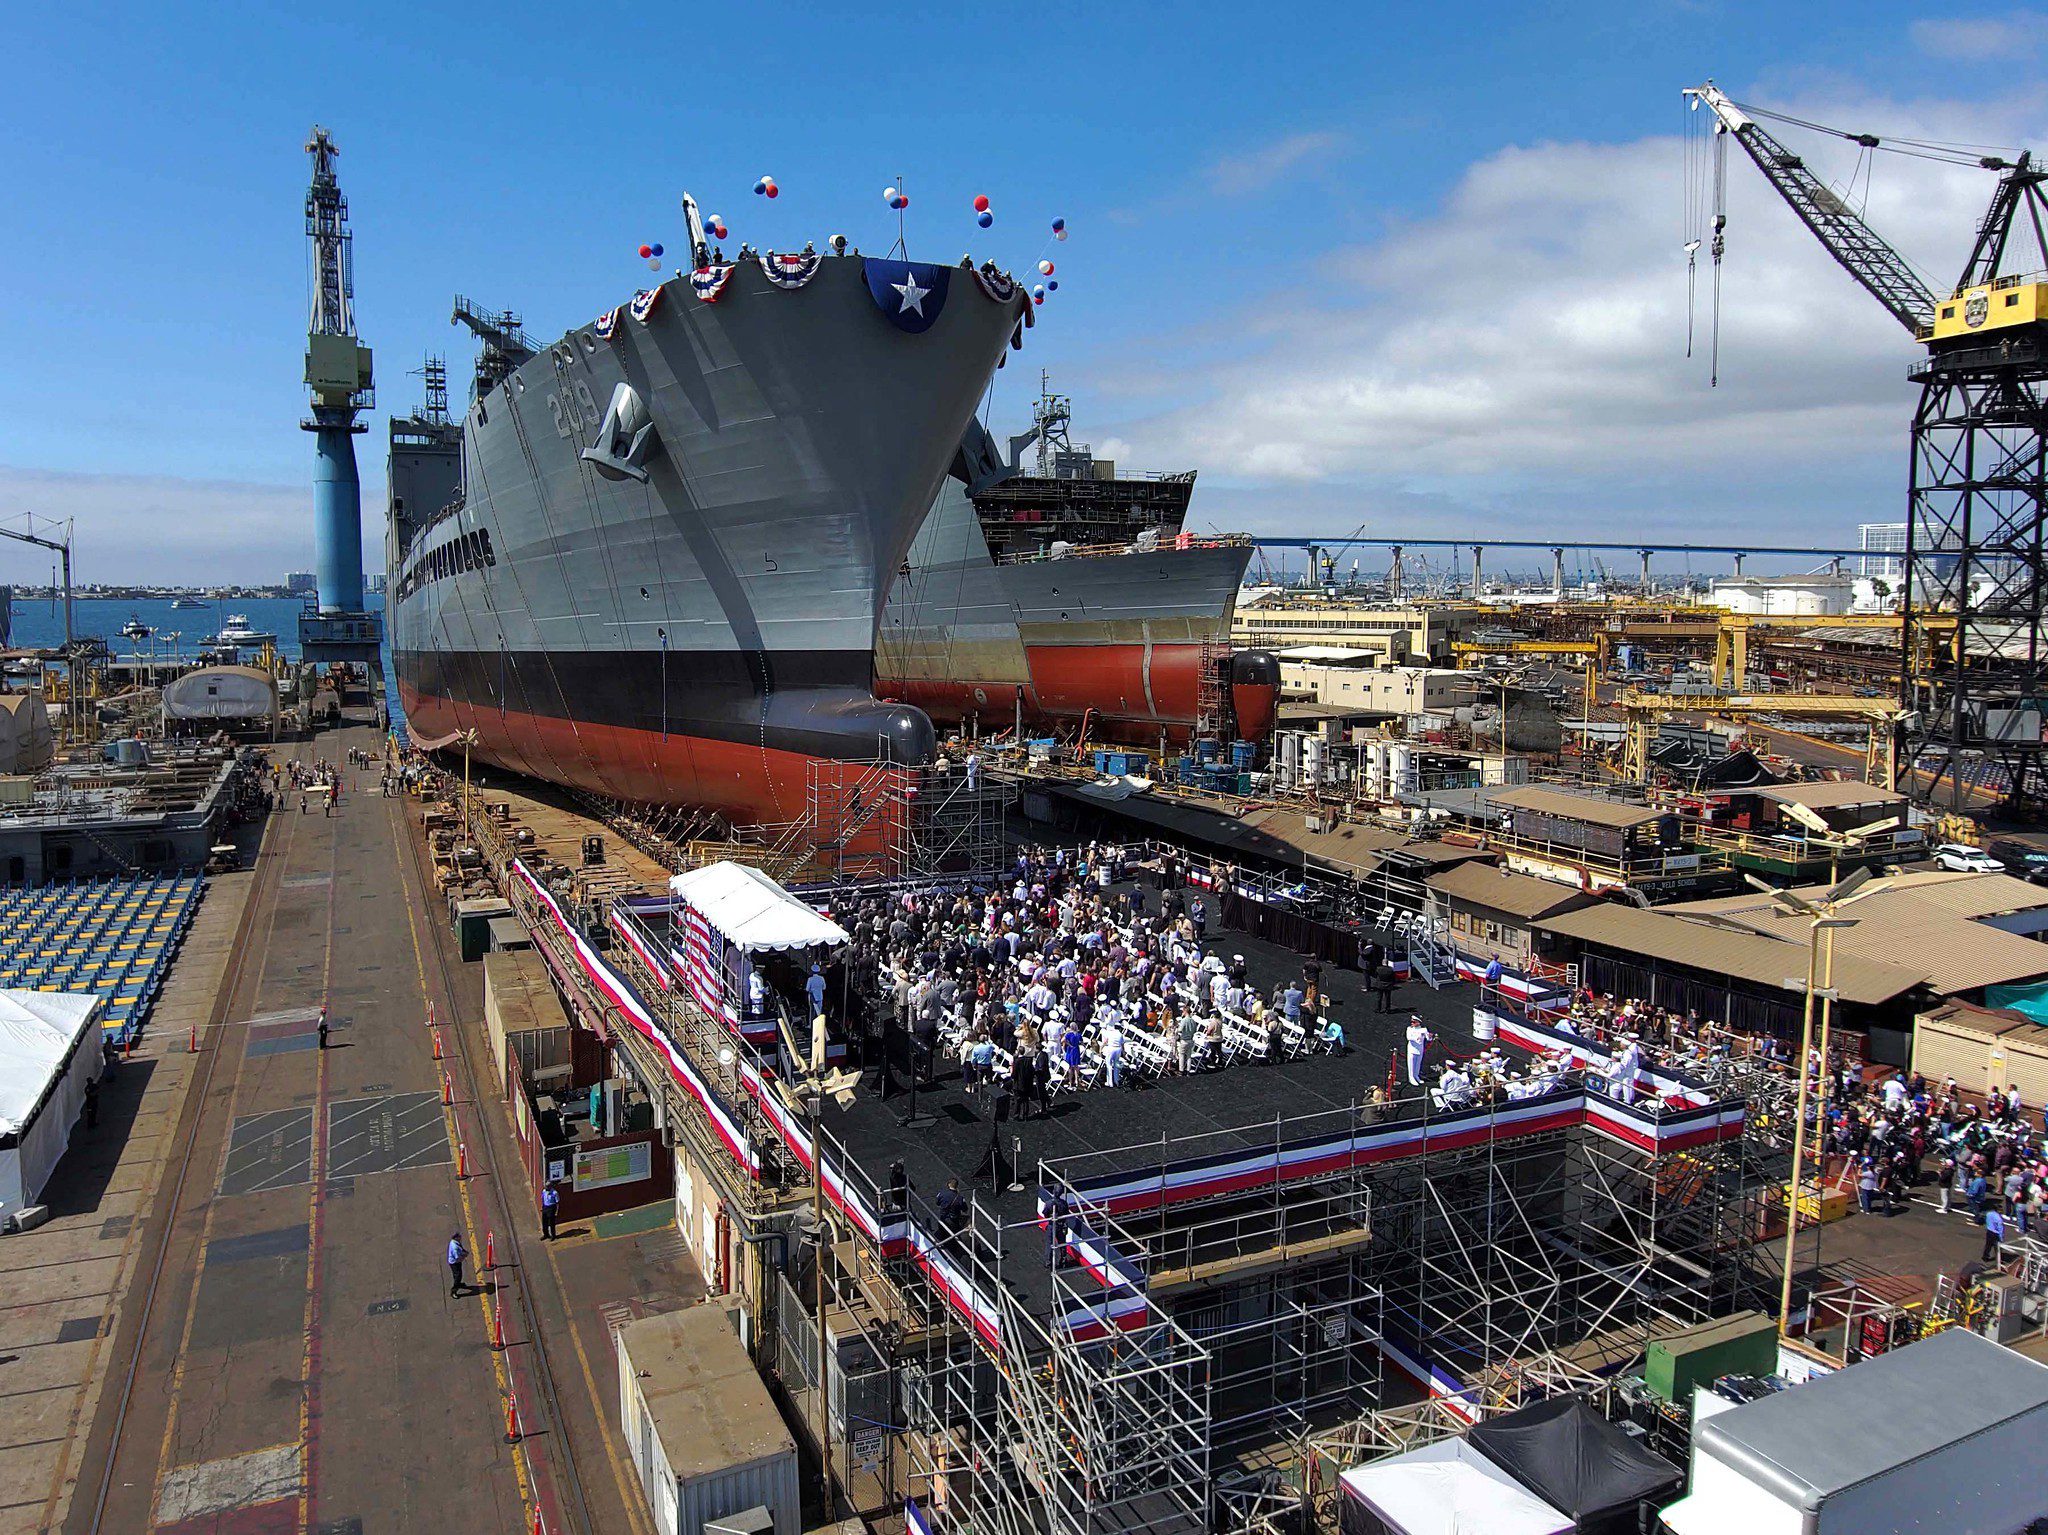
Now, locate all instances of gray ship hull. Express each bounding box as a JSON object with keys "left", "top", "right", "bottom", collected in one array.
[{"left": 390, "top": 256, "right": 1025, "bottom": 820}]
